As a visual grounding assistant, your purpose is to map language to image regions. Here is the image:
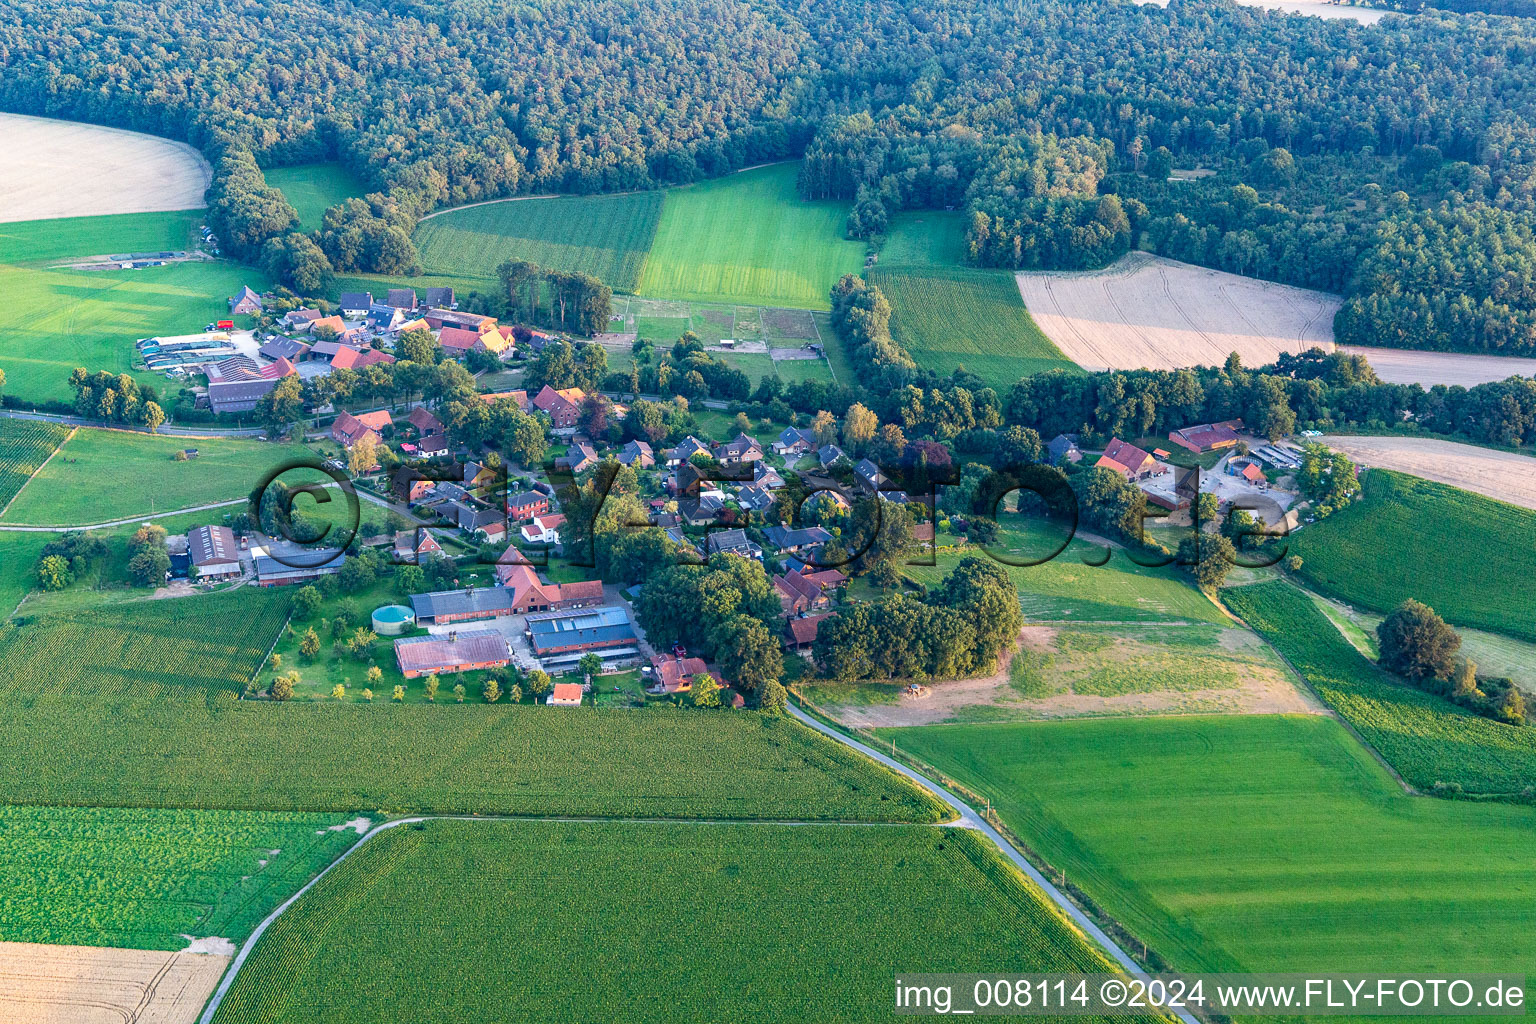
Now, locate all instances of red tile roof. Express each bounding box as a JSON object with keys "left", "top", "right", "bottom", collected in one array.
[
  {"left": 439, "top": 326, "right": 481, "bottom": 351},
  {"left": 788, "top": 613, "right": 833, "bottom": 646}
]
